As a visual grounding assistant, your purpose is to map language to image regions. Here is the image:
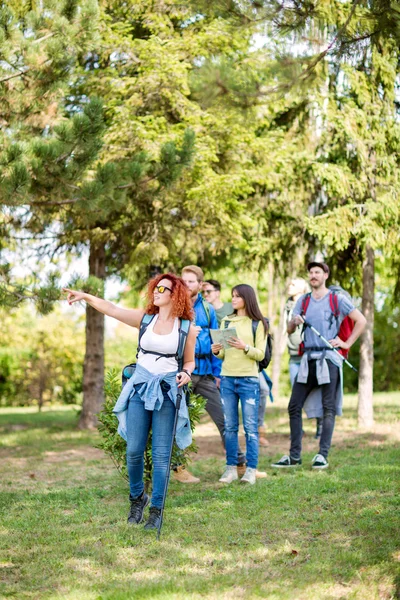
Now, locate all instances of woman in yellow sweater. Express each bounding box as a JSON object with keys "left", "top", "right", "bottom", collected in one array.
[{"left": 211, "top": 284, "right": 268, "bottom": 485}]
